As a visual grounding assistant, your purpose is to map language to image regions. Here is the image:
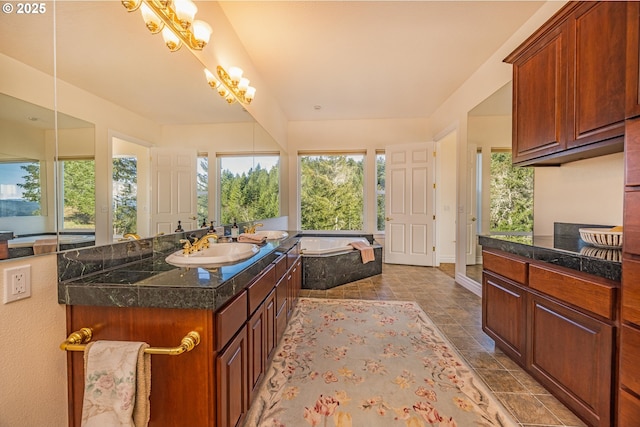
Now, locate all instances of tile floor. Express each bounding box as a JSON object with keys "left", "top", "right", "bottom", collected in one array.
[{"left": 300, "top": 263, "right": 588, "bottom": 427}]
